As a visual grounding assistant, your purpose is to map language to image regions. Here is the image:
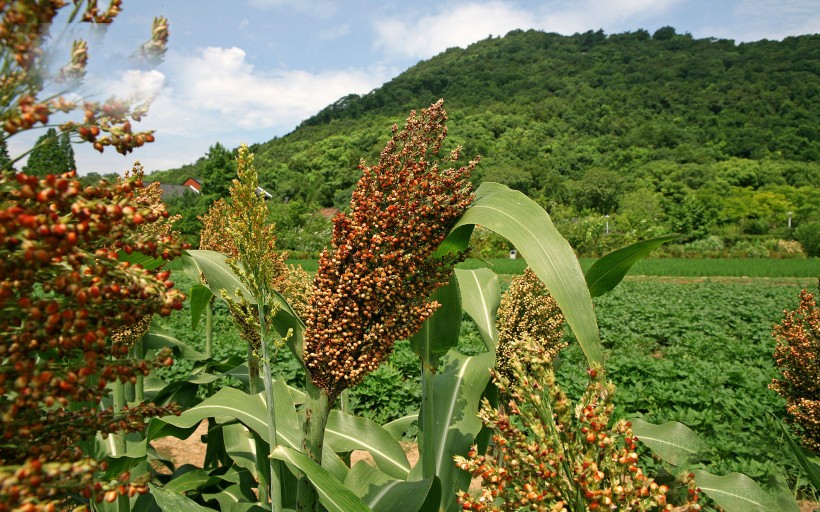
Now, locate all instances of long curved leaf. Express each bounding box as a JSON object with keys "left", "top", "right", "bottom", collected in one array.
[
  {"left": 776, "top": 418, "right": 820, "bottom": 489},
  {"left": 270, "top": 445, "right": 371, "bottom": 512},
  {"left": 455, "top": 268, "right": 500, "bottom": 351},
  {"left": 144, "top": 322, "right": 208, "bottom": 361},
  {"left": 189, "top": 284, "right": 213, "bottom": 330},
  {"left": 149, "top": 483, "right": 213, "bottom": 512},
  {"left": 447, "top": 182, "right": 603, "bottom": 366},
  {"left": 382, "top": 413, "right": 419, "bottom": 441},
  {"left": 182, "top": 249, "right": 255, "bottom": 303},
  {"left": 585, "top": 234, "right": 679, "bottom": 297},
  {"left": 326, "top": 410, "right": 411, "bottom": 479},
  {"left": 691, "top": 470, "right": 799, "bottom": 512},
  {"left": 345, "top": 462, "right": 438, "bottom": 512},
  {"left": 630, "top": 418, "right": 702, "bottom": 466},
  {"left": 410, "top": 272, "right": 461, "bottom": 370},
  {"left": 415, "top": 350, "right": 494, "bottom": 512}
]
